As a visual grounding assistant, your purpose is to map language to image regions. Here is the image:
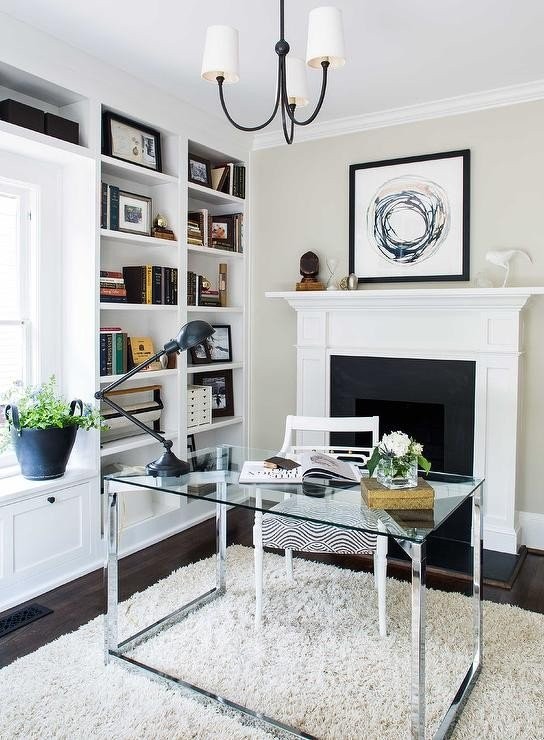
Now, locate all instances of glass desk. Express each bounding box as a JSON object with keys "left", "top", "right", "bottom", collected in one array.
[{"left": 104, "top": 445, "right": 483, "bottom": 740}]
